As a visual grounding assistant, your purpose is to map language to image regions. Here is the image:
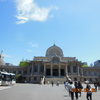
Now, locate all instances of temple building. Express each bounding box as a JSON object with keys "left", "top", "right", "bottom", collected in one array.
[{"left": 0, "top": 44, "right": 100, "bottom": 83}]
